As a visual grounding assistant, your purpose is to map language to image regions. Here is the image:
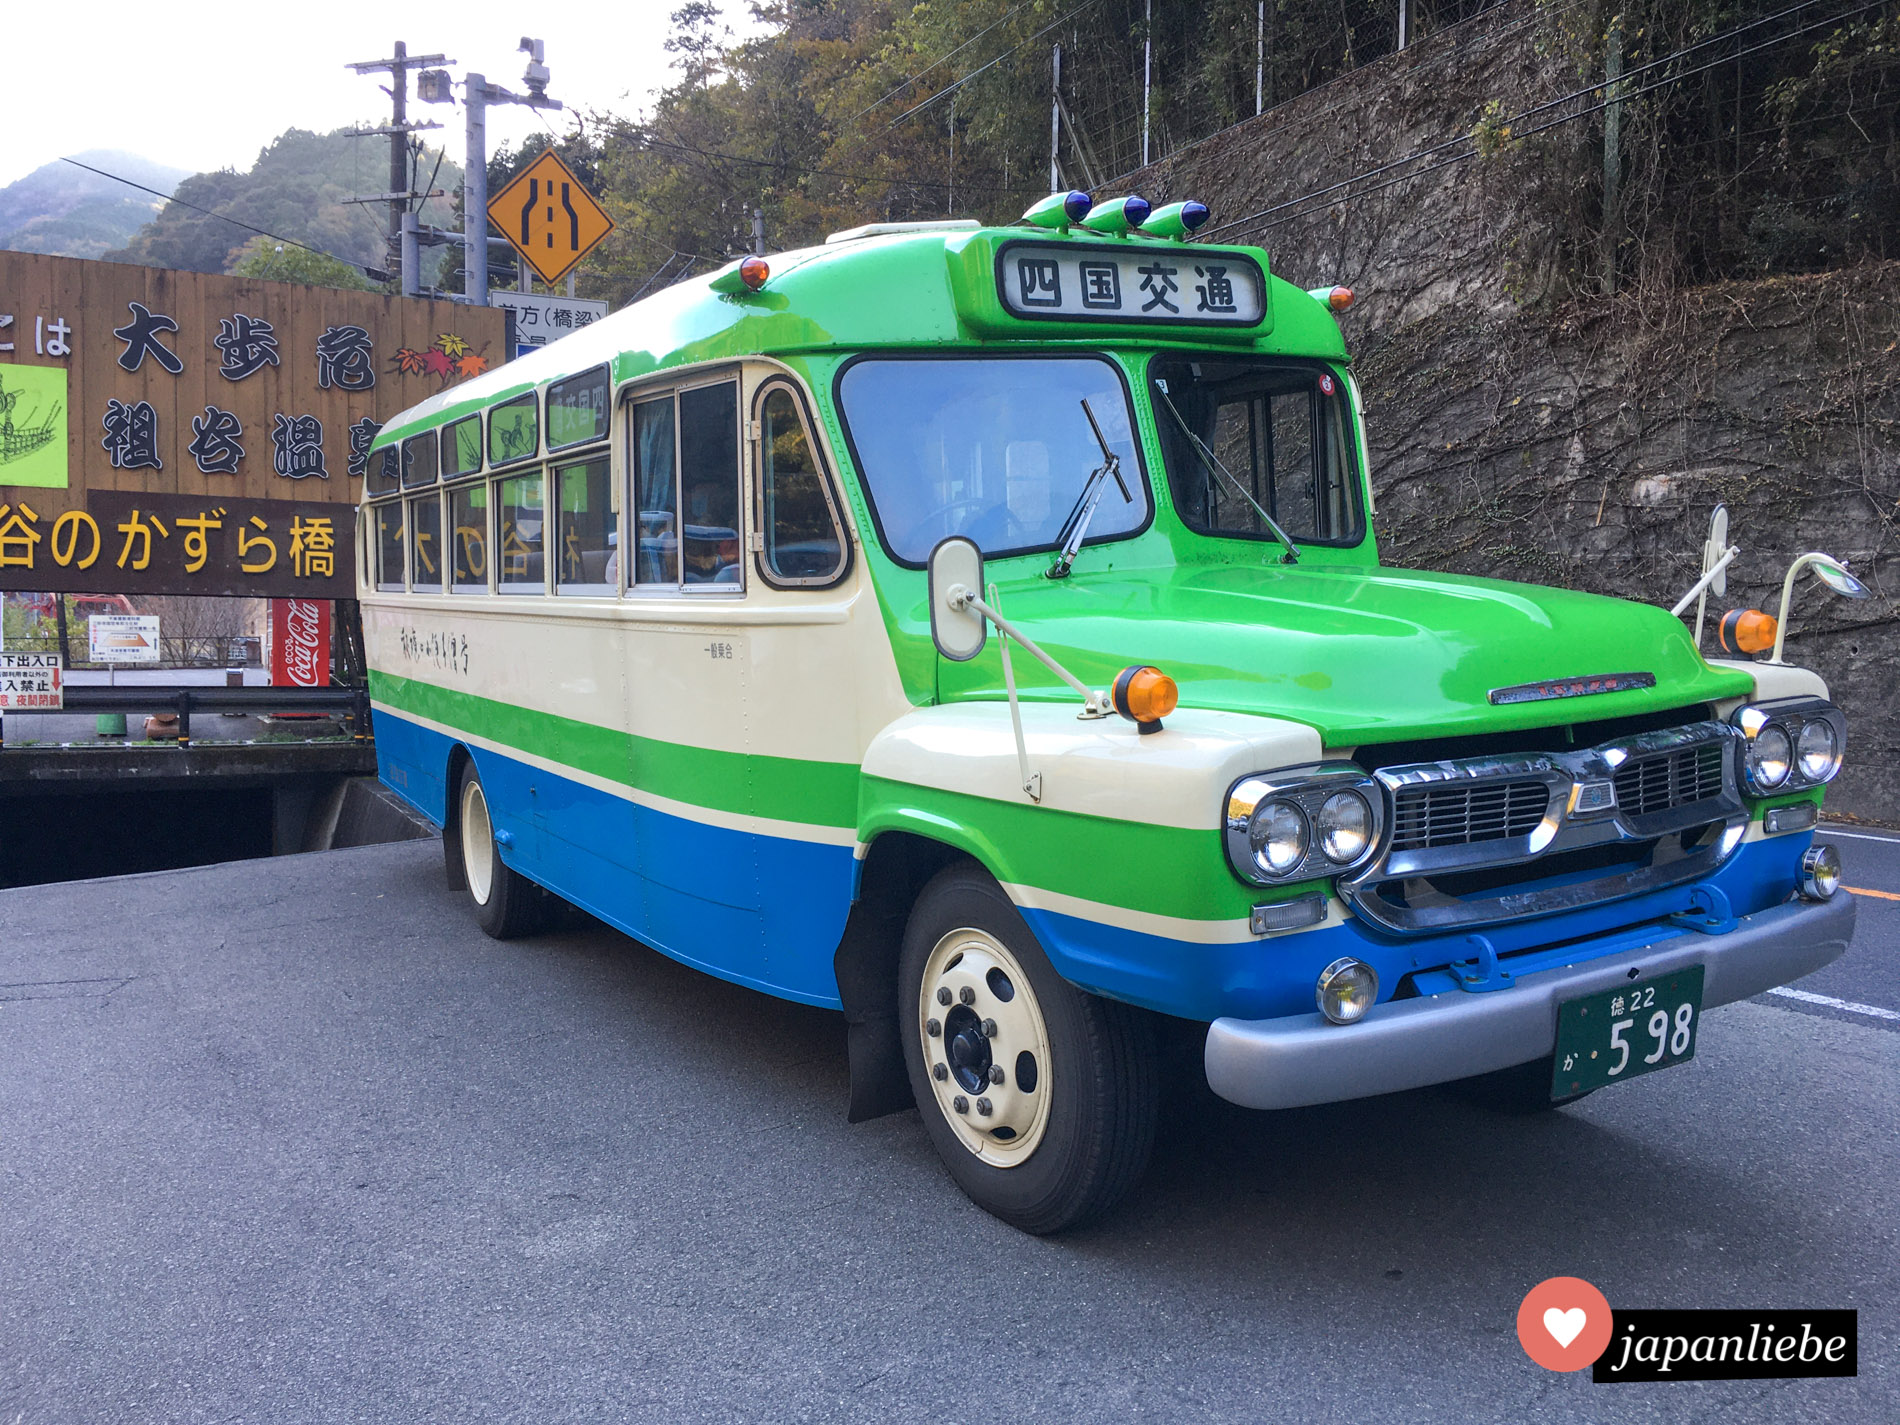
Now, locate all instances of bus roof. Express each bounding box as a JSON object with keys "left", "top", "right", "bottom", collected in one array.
[{"left": 370, "top": 225, "right": 1350, "bottom": 450}]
